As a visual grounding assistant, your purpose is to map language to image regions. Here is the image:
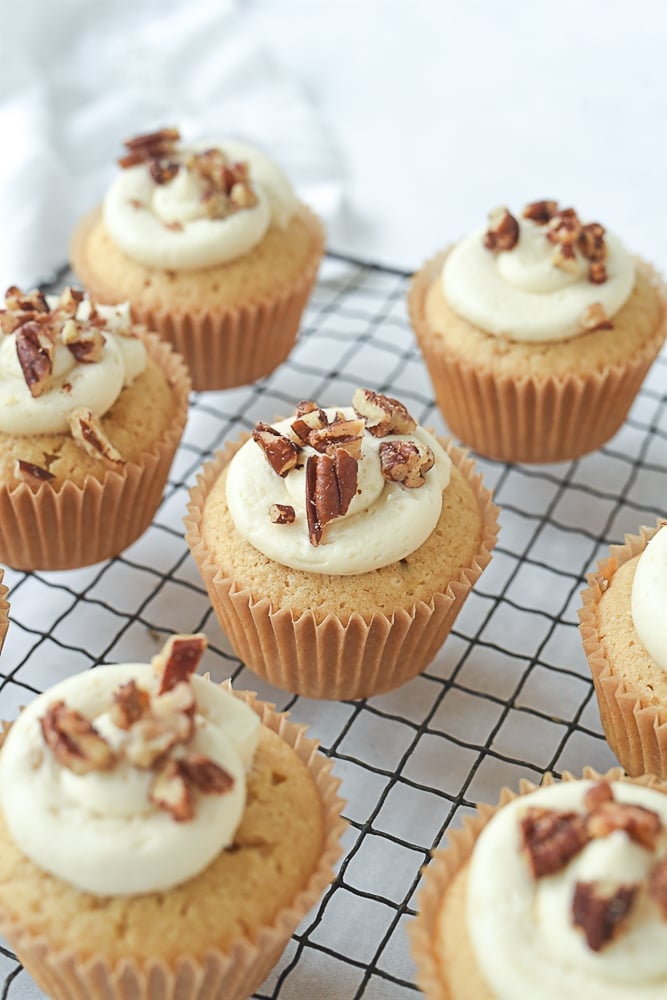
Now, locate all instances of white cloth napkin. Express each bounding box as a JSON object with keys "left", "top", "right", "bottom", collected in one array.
[{"left": 0, "top": 0, "right": 342, "bottom": 290}]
